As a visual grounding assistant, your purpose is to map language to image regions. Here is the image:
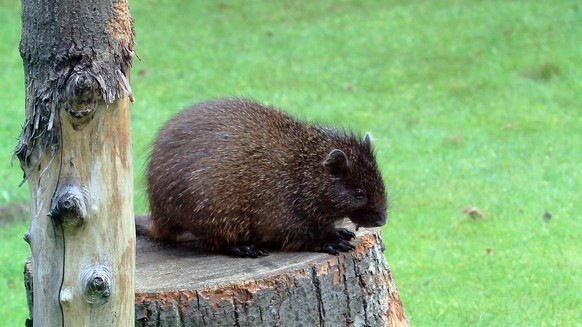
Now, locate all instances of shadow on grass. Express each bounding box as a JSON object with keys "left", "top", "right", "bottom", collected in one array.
[{"left": 0, "top": 202, "right": 28, "bottom": 226}]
